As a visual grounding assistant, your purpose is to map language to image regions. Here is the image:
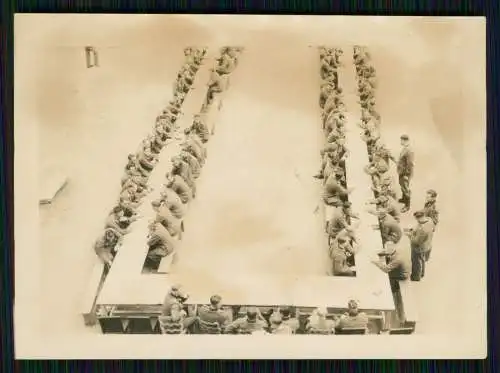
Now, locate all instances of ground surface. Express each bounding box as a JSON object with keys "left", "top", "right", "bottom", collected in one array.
[{"left": 15, "top": 15, "right": 485, "bottom": 354}]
